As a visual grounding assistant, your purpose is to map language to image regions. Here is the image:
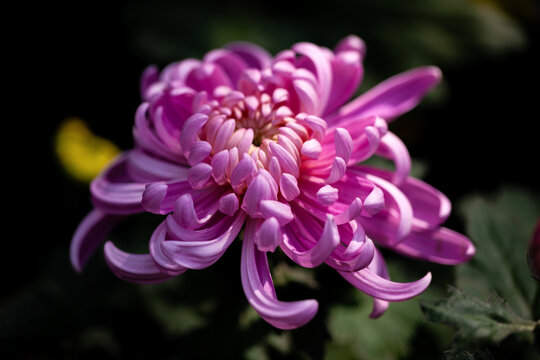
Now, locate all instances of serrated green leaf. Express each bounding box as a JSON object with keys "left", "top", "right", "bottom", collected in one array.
[
  {"left": 421, "top": 287, "right": 538, "bottom": 346},
  {"left": 457, "top": 188, "right": 540, "bottom": 318},
  {"left": 444, "top": 348, "right": 494, "bottom": 360}
]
